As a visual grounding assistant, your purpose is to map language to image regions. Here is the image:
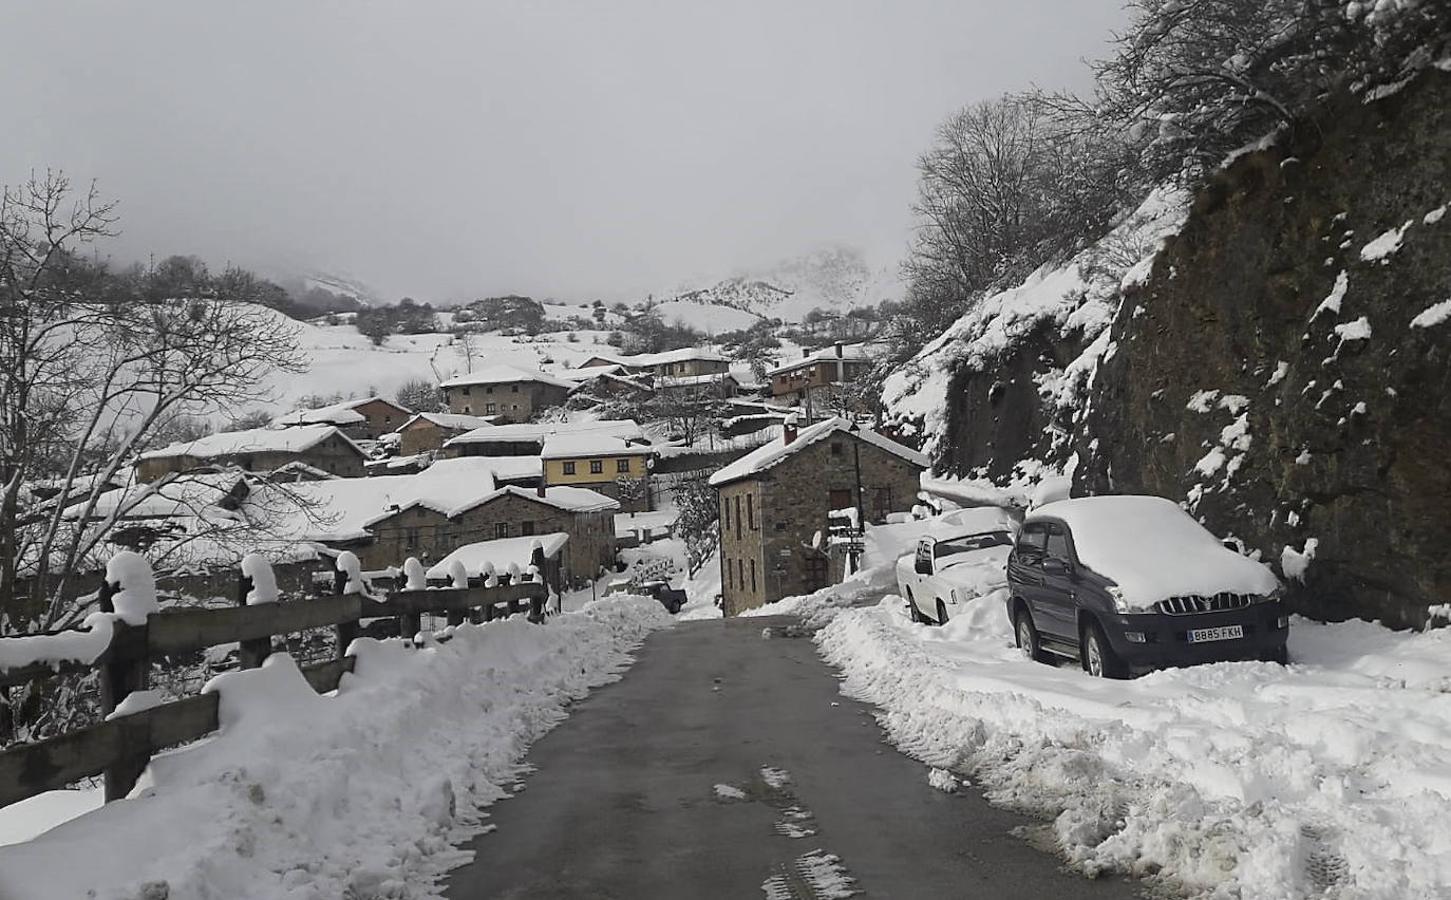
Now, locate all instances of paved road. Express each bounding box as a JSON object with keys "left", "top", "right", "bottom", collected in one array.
[{"left": 444, "top": 616, "right": 1141, "bottom": 899}]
